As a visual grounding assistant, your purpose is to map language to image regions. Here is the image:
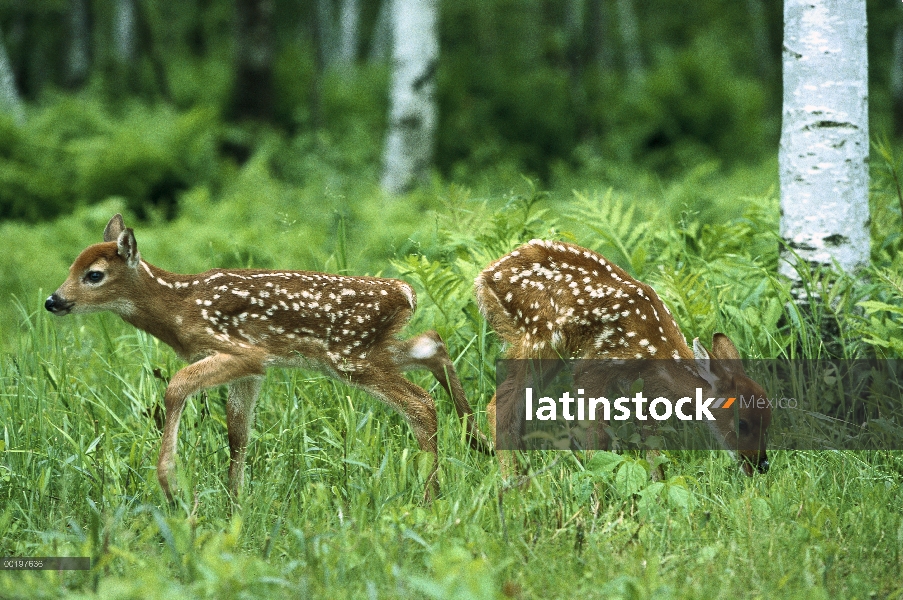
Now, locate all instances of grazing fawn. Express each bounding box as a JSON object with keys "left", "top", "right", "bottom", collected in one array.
[
  {"left": 45, "top": 214, "right": 490, "bottom": 501},
  {"left": 475, "top": 239, "right": 771, "bottom": 475}
]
